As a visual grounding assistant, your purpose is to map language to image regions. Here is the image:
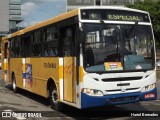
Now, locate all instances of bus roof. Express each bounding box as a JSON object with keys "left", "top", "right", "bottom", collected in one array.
[
  {"left": 2, "top": 8, "right": 79, "bottom": 41},
  {"left": 2, "top": 6, "right": 149, "bottom": 41}
]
